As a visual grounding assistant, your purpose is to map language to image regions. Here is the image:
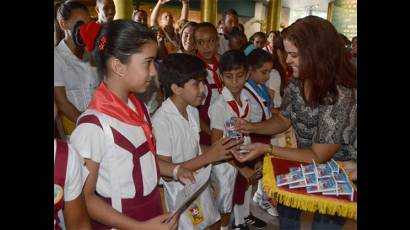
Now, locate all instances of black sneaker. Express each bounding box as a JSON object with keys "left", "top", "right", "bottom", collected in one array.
[
  {"left": 244, "top": 213, "right": 267, "bottom": 229},
  {"left": 232, "top": 222, "right": 250, "bottom": 230}
]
